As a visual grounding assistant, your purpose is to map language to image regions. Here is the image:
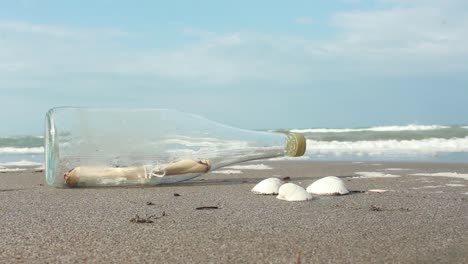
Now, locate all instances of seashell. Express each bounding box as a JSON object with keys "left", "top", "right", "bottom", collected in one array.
[
  {"left": 306, "top": 176, "right": 349, "bottom": 195},
  {"left": 367, "top": 189, "right": 389, "bottom": 193},
  {"left": 251, "top": 178, "right": 284, "bottom": 195},
  {"left": 276, "top": 183, "right": 313, "bottom": 201}
]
